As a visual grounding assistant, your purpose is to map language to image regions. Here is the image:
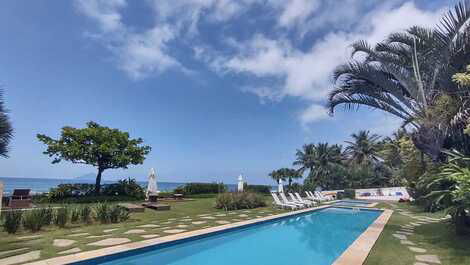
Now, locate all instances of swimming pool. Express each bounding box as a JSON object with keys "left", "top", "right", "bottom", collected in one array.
[
  {"left": 331, "top": 200, "right": 373, "bottom": 207},
  {"left": 76, "top": 207, "right": 381, "bottom": 265}
]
